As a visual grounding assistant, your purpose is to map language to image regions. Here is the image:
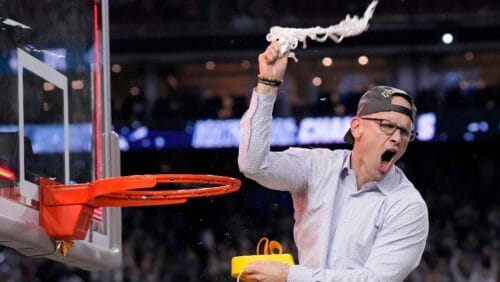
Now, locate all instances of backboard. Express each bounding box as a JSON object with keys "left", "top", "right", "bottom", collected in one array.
[{"left": 0, "top": 0, "right": 121, "bottom": 270}]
